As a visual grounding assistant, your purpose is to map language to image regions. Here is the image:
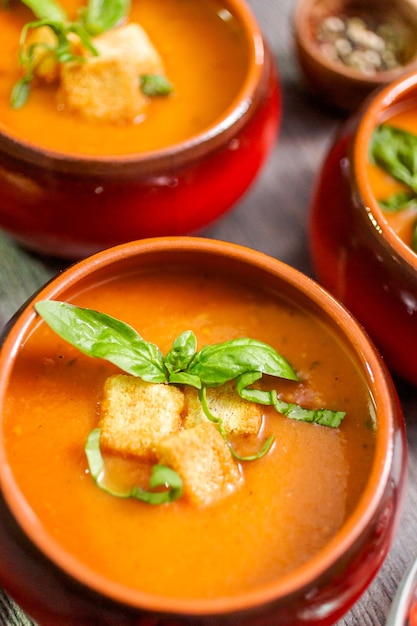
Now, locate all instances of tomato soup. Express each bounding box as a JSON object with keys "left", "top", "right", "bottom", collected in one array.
[
  {"left": 1, "top": 268, "right": 376, "bottom": 601},
  {"left": 367, "top": 99, "right": 417, "bottom": 250},
  {"left": 0, "top": 0, "right": 249, "bottom": 155}
]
